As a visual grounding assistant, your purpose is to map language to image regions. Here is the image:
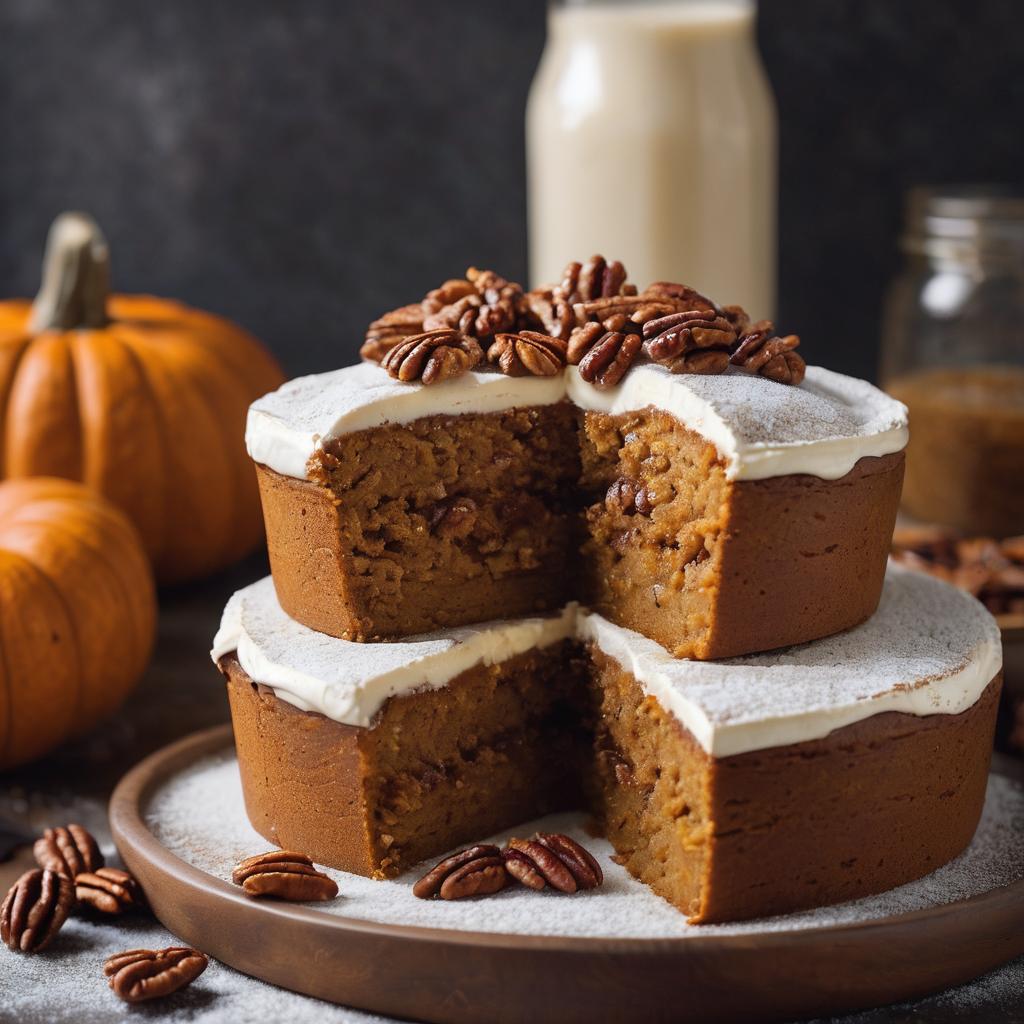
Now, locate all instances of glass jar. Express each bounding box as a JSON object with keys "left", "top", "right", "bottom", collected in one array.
[
  {"left": 526, "top": 0, "right": 777, "bottom": 318},
  {"left": 881, "top": 187, "right": 1024, "bottom": 538}
]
